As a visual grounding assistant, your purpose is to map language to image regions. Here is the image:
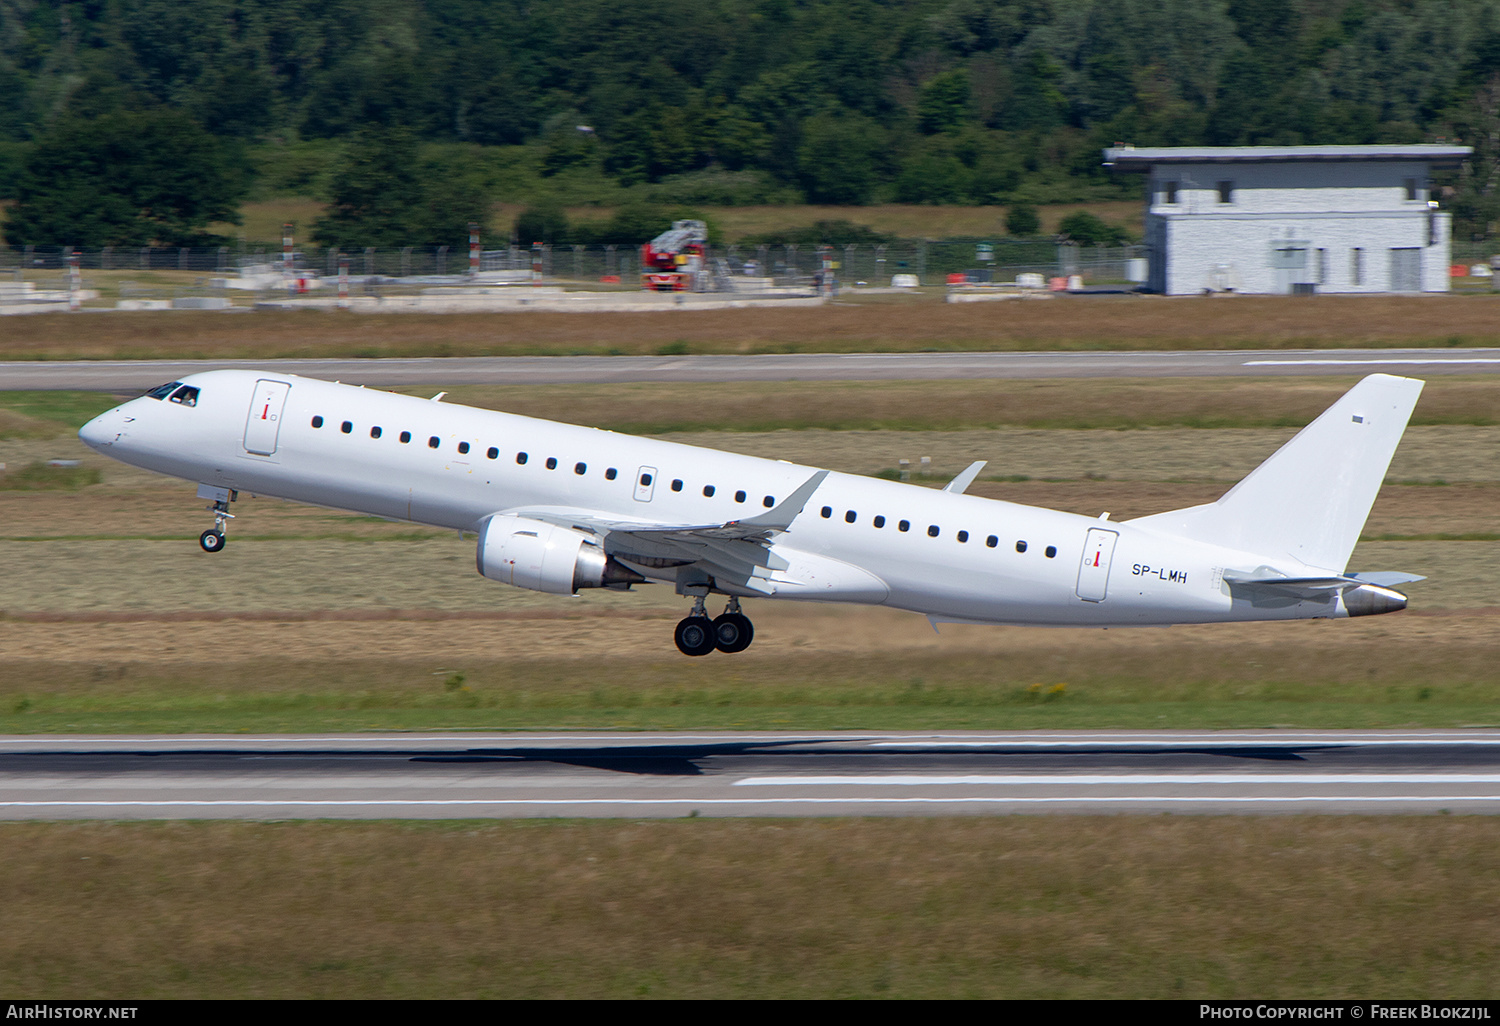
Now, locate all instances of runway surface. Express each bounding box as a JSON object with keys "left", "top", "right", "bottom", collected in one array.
[
  {"left": 6, "top": 348, "right": 1500, "bottom": 391},
  {"left": 3, "top": 730, "right": 1499, "bottom": 819}
]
